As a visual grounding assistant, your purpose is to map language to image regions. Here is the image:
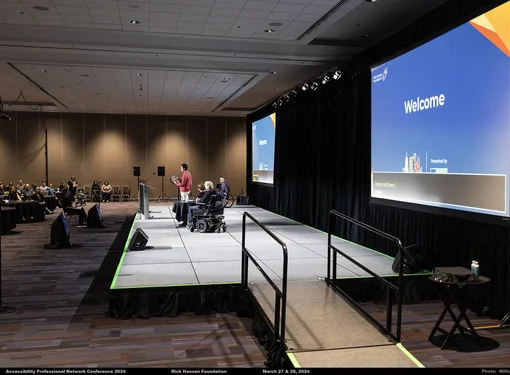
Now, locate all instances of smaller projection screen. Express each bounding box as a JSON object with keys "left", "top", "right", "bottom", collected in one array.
[{"left": 252, "top": 113, "right": 276, "bottom": 184}]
